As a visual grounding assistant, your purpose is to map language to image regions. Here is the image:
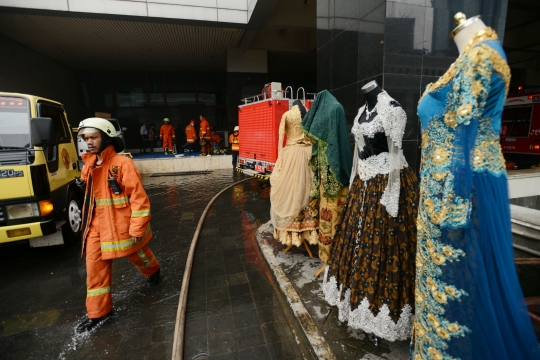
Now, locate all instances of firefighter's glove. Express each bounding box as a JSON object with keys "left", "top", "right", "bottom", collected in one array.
[
  {"left": 75, "top": 177, "right": 86, "bottom": 190},
  {"left": 132, "top": 236, "right": 143, "bottom": 244}
]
